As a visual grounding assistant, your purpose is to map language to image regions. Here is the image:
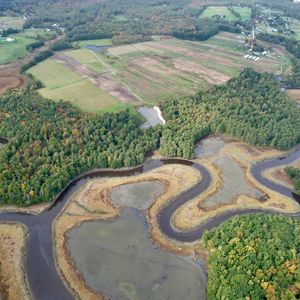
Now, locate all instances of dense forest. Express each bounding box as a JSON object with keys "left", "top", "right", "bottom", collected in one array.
[
  {"left": 0, "top": 69, "right": 299, "bottom": 206},
  {"left": 0, "top": 89, "right": 160, "bottom": 206},
  {"left": 203, "top": 213, "right": 300, "bottom": 300},
  {"left": 160, "top": 69, "right": 300, "bottom": 158},
  {"left": 1, "top": 0, "right": 300, "bottom": 206},
  {"left": 286, "top": 167, "right": 300, "bottom": 195}
]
